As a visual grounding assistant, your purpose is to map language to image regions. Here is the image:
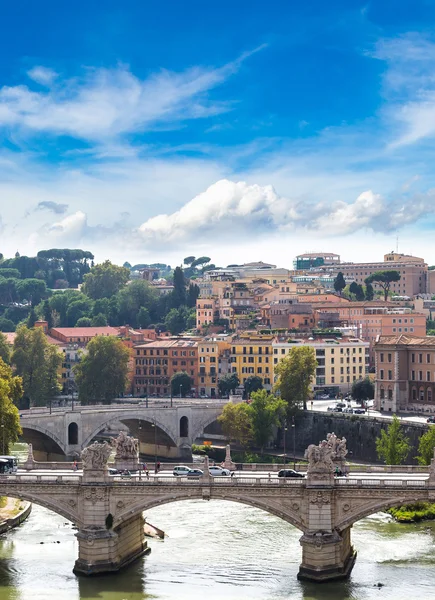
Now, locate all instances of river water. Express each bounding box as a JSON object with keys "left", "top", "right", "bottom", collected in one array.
[{"left": 0, "top": 447, "right": 434, "bottom": 600}]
